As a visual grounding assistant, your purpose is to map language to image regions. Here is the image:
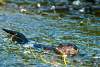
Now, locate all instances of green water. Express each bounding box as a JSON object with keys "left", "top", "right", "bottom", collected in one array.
[{"left": 0, "top": 2, "right": 100, "bottom": 67}]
